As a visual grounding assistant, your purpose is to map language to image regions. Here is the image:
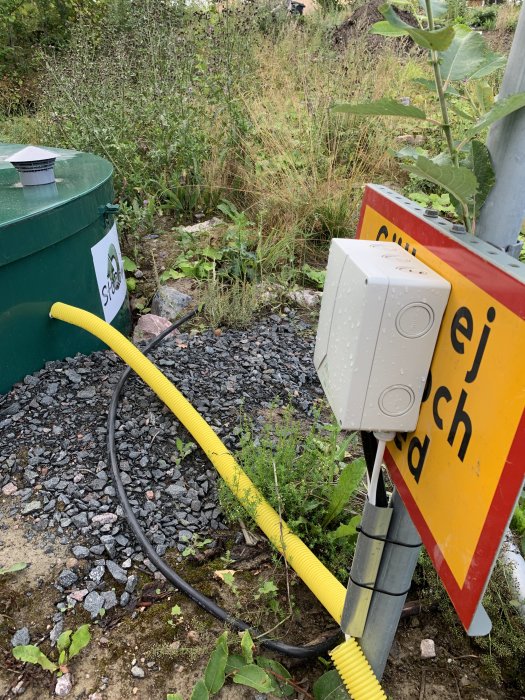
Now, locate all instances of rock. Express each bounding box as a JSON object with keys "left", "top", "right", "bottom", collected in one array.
[
  {"left": 125, "top": 575, "right": 138, "bottom": 594},
  {"left": 55, "top": 672, "right": 72, "bottom": 696},
  {"left": 420, "top": 638, "right": 436, "bottom": 659},
  {"left": 102, "top": 590, "right": 118, "bottom": 610},
  {"left": 89, "top": 565, "right": 105, "bottom": 585},
  {"left": 21, "top": 501, "right": 42, "bottom": 515},
  {"left": 182, "top": 217, "right": 223, "bottom": 234},
  {"left": 69, "top": 589, "right": 89, "bottom": 602},
  {"left": 166, "top": 484, "right": 186, "bottom": 499},
  {"left": 71, "top": 513, "right": 88, "bottom": 529},
  {"left": 186, "top": 630, "right": 199, "bottom": 644},
  {"left": 12, "top": 680, "right": 25, "bottom": 696},
  {"left": 50, "top": 620, "right": 64, "bottom": 645},
  {"left": 106, "top": 560, "right": 128, "bottom": 584},
  {"left": 120, "top": 591, "right": 131, "bottom": 606},
  {"left": 84, "top": 591, "right": 105, "bottom": 618},
  {"left": 131, "top": 666, "right": 145, "bottom": 679},
  {"left": 2, "top": 482, "right": 18, "bottom": 496},
  {"left": 72, "top": 546, "right": 90, "bottom": 559},
  {"left": 288, "top": 289, "right": 322, "bottom": 308},
  {"left": 11, "top": 627, "right": 30, "bottom": 647},
  {"left": 77, "top": 387, "right": 96, "bottom": 399},
  {"left": 133, "top": 314, "right": 180, "bottom": 344},
  {"left": 57, "top": 569, "right": 78, "bottom": 588},
  {"left": 64, "top": 369, "right": 82, "bottom": 384},
  {"left": 92, "top": 513, "right": 118, "bottom": 525},
  {"left": 151, "top": 287, "right": 192, "bottom": 322}
]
